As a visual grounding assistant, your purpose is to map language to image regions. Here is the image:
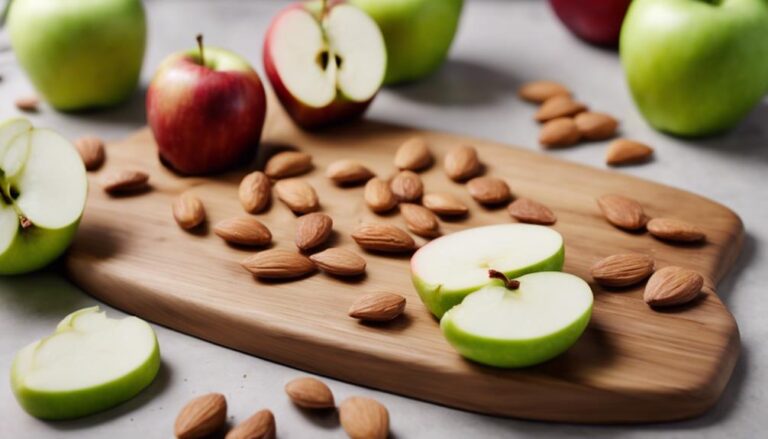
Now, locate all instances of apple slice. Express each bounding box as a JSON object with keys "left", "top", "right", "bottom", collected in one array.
[
  {"left": 441, "top": 271, "right": 593, "bottom": 368},
  {"left": 411, "top": 224, "right": 565, "bottom": 318},
  {"left": 11, "top": 307, "right": 161, "bottom": 420}
]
